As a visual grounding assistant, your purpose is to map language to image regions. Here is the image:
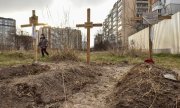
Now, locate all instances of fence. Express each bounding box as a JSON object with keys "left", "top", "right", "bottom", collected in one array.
[
  {"left": 129, "top": 12, "right": 180, "bottom": 54},
  {"left": 0, "top": 35, "right": 33, "bottom": 51}
]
